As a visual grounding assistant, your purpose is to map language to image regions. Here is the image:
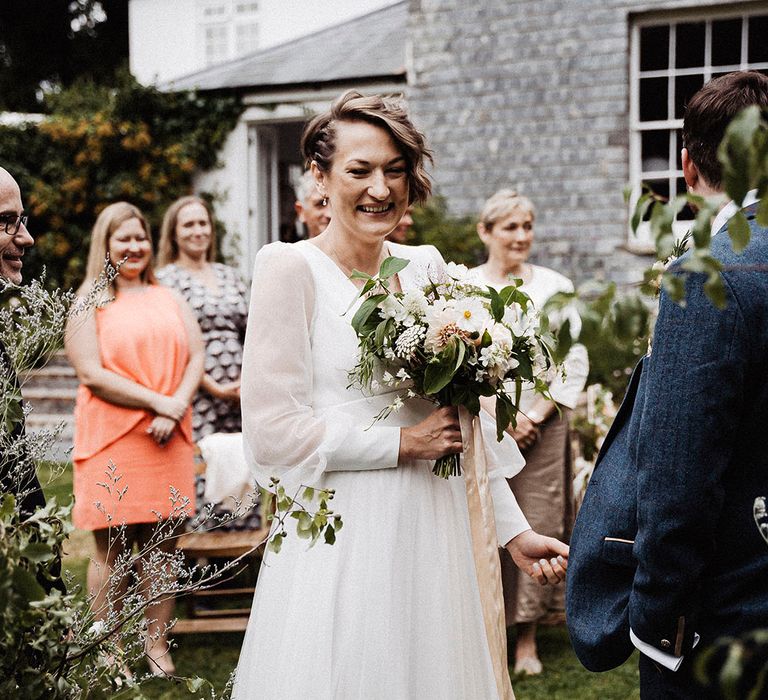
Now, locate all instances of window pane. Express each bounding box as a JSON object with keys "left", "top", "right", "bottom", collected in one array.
[
  {"left": 675, "top": 22, "right": 705, "bottom": 68},
  {"left": 675, "top": 73, "right": 704, "bottom": 119},
  {"left": 712, "top": 18, "right": 742, "bottom": 66},
  {"left": 640, "top": 77, "right": 668, "bottom": 121},
  {"left": 748, "top": 15, "right": 768, "bottom": 63},
  {"left": 641, "top": 130, "right": 670, "bottom": 172},
  {"left": 676, "top": 178, "right": 695, "bottom": 220},
  {"left": 640, "top": 25, "right": 669, "bottom": 70}
]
